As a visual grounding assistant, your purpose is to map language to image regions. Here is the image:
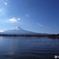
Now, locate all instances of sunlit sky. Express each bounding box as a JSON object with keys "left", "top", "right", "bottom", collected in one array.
[{"left": 0, "top": 0, "right": 59, "bottom": 34}]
